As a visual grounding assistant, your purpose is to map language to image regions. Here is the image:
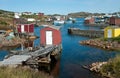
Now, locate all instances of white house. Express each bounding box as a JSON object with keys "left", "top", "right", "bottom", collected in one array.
[{"left": 27, "top": 18, "right": 36, "bottom": 22}]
